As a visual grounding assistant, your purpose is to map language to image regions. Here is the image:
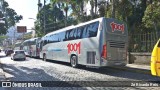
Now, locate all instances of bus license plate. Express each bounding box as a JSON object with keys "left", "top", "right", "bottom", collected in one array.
[{"left": 115, "top": 62, "right": 122, "bottom": 65}]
